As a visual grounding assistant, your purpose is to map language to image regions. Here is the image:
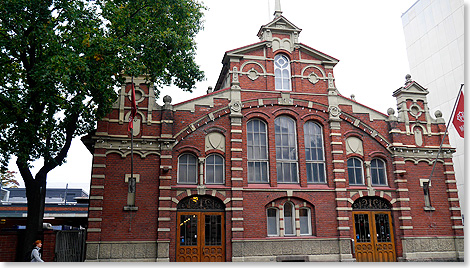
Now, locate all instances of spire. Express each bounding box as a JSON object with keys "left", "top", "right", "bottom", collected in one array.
[{"left": 274, "top": 0, "right": 282, "bottom": 18}]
